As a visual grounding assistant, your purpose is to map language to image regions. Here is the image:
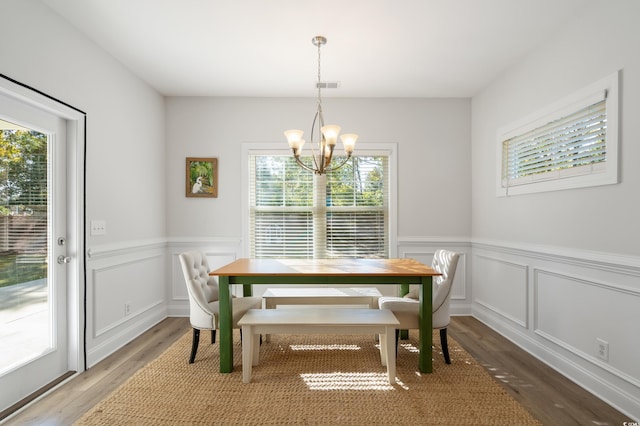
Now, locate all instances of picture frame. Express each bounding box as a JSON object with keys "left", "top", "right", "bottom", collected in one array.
[{"left": 186, "top": 157, "right": 218, "bottom": 198}]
